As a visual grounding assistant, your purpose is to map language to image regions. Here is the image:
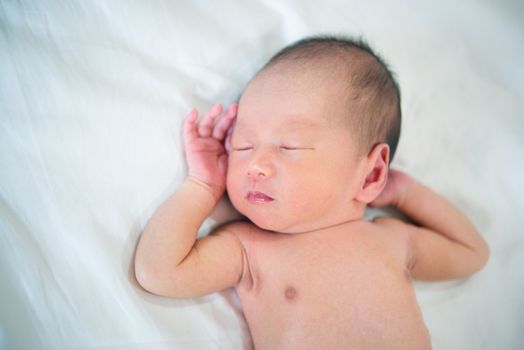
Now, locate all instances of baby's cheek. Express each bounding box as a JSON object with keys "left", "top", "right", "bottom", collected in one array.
[
  {"left": 297, "top": 171, "right": 331, "bottom": 195},
  {"left": 226, "top": 170, "right": 245, "bottom": 210},
  {"left": 293, "top": 178, "right": 335, "bottom": 210},
  {"left": 227, "top": 188, "right": 245, "bottom": 215},
  {"left": 287, "top": 180, "right": 321, "bottom": 209},
  {"left": 226, "top": 160, "right": 240, "bottom": 185}
]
